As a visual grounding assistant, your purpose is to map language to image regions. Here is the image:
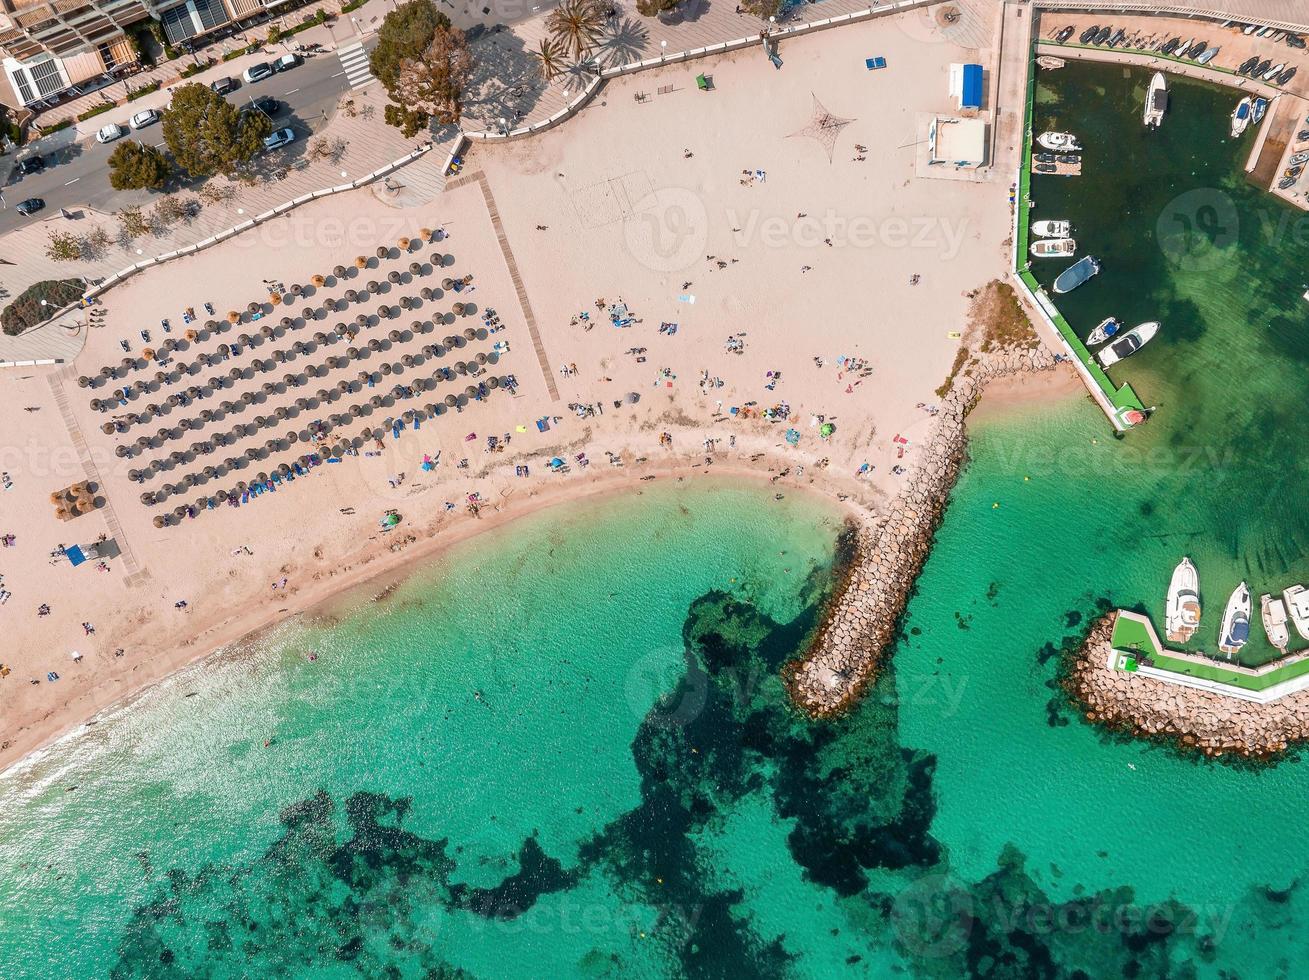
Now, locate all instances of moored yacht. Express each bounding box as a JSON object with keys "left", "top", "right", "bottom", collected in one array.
[
  {"left": 1284, "top": 585, "right": 1309, "bottom": 640},
  {"left": 1085, "top": 316, "right": 1121, "bottom": 346},
  {"left": 1144, "top": 72, "right": 1168, "bottom": 128},
  {"left": 1053, "top": 255, "right": 1100, "bottom": 293},
  {"left": 1165, "top": 557, "right": 1202, "bottom": 643},
  {"left": 1231, "top": 97, "right": 1252, "bottom": 138},
  {"left": 1037, "top": 131, "right": 1081, "bottom": 152},
  {"left": 1031, "top": 219, "right": 1070, "bottom": 238},
  {"left": 1030, "top": 238, "right": 1076, "bottom": 257},
  {"left": 1261, "top": 594, "right": 1290, "bottom": 653},
  {"left": 1096, "top": 321, "right": 1159, "bottom": 367},
  {"left": 1218, "top": 582, "right": 1252, "bottom": 656}
]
